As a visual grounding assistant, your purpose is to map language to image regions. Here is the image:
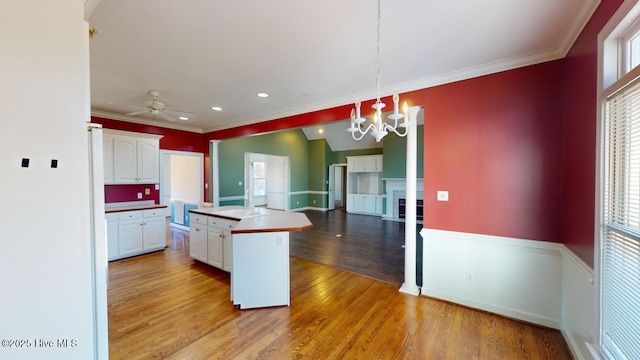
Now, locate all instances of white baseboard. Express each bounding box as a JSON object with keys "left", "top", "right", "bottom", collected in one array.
[{"left": 420, "top": 228, "right": 597, "bottom": 359}]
